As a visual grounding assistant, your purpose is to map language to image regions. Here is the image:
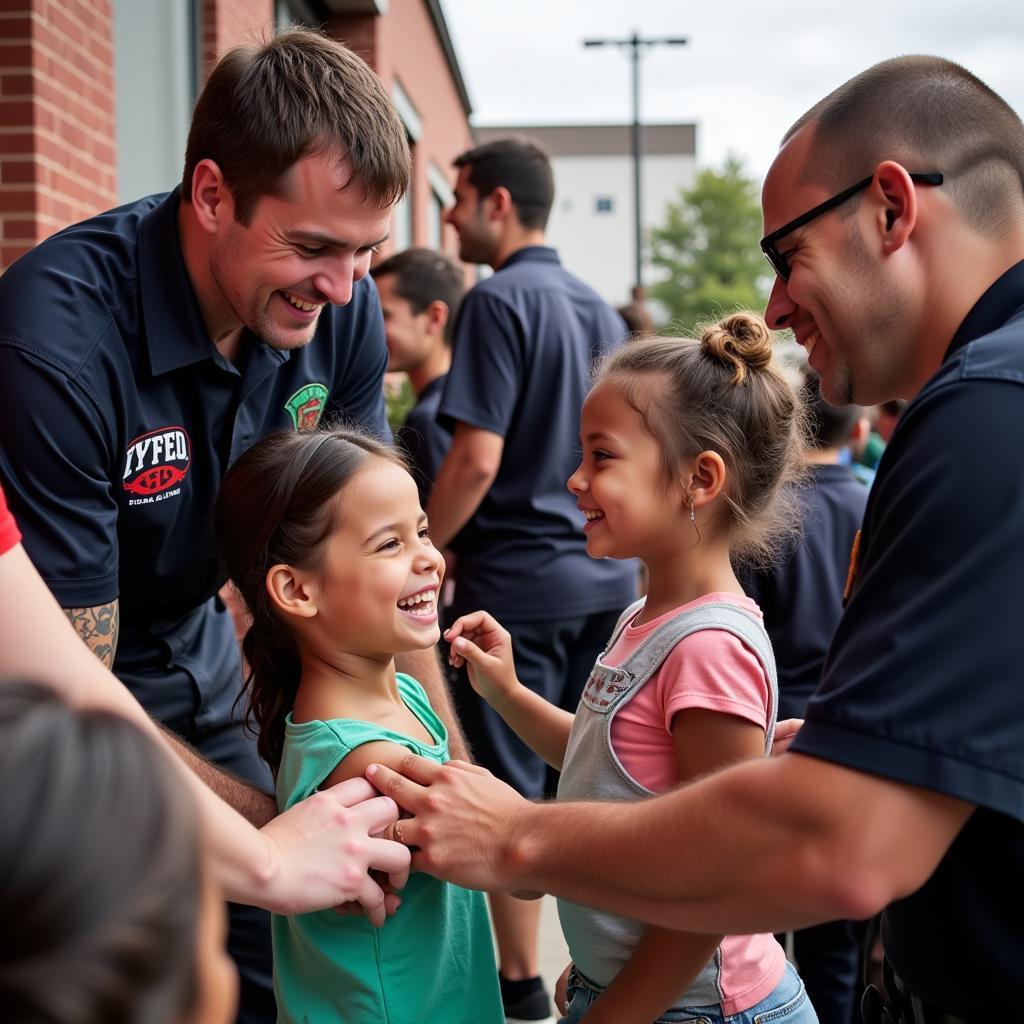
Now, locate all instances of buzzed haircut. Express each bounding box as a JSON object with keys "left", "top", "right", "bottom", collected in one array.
[
  {"left": 453, "top": 138, "right": 555, "bottom": 230},
  {"left": 373, "top": 247, "right": 466, "bottom": 344},
  {"left": 800, "top": 366, "right": 861, "bottom": 450},
  {"left": 785, "top": 56, "right": 1024, "bottom": 237},
  {"left": 182, "top": 28, "right": 410, "bottom": 225}
]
